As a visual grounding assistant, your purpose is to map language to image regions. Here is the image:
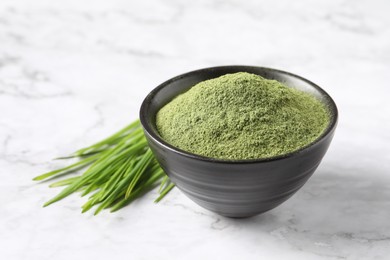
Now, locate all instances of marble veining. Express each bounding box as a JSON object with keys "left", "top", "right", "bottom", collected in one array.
[{"left": 1, "top": 0, "right": 389, "bottom": 259}]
